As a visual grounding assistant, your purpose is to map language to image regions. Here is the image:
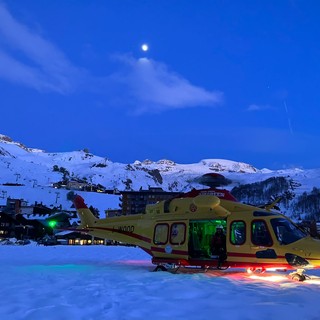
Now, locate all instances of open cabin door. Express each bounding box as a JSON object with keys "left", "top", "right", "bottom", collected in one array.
[{"left": 188, "top": 219, "right": 227, "bottom": 259}]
